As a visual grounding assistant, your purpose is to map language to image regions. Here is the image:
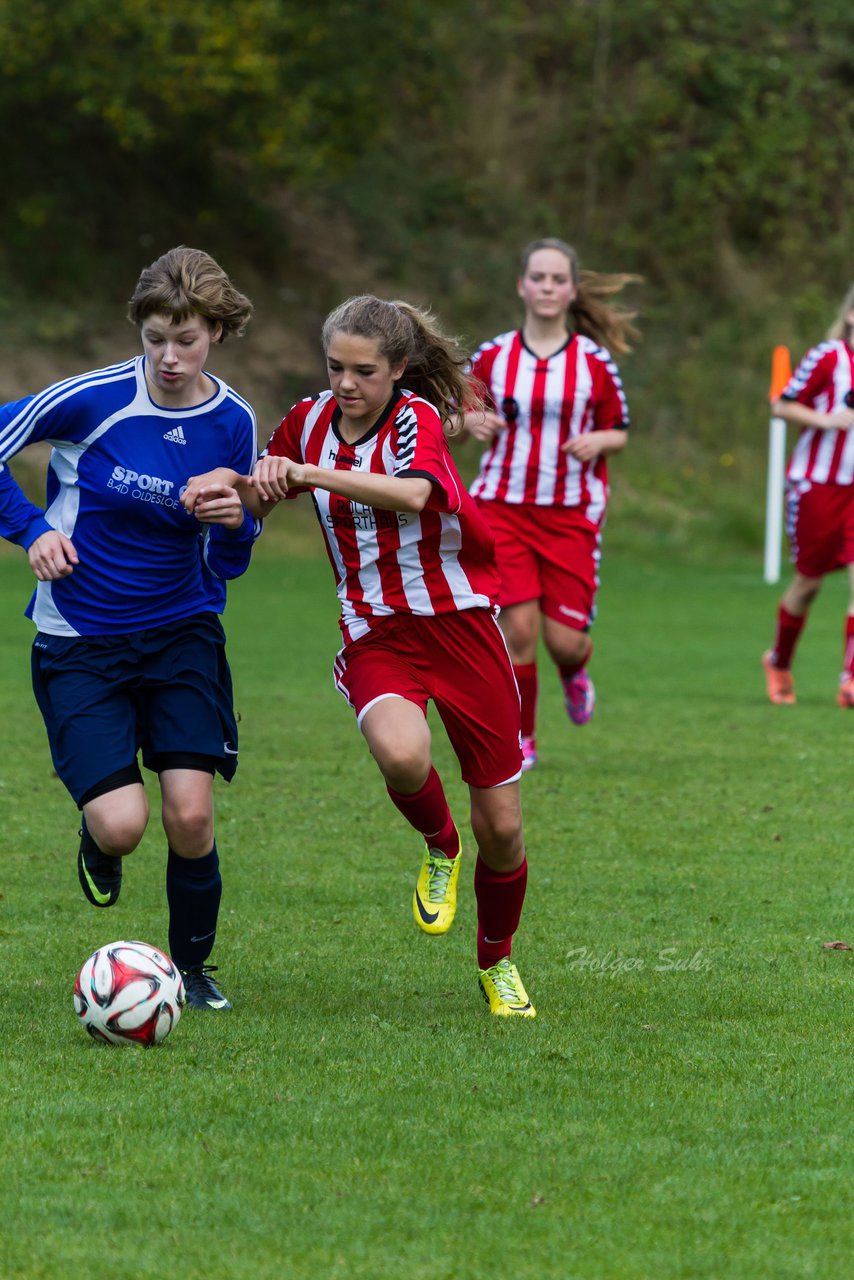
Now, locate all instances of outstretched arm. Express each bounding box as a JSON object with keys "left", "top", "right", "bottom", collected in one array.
[
  {"left": 770, "top": 398, "right": 854, "bottom": 432},
  {"left": 562, "top": 428, "right": 628, "bottom": 462},
  {"left": 252, "top": 454, "right": 433, "bottom": 513}
]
